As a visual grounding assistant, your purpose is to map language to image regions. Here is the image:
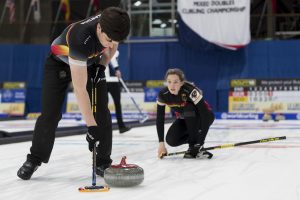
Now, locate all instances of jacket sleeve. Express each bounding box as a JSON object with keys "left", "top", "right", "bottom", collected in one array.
[
  {"left": 156, "top": 103, "right": 166, "bottom": 142},
  {"left": 109, "top": 50, "right": 119, "bottom": 71}
]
